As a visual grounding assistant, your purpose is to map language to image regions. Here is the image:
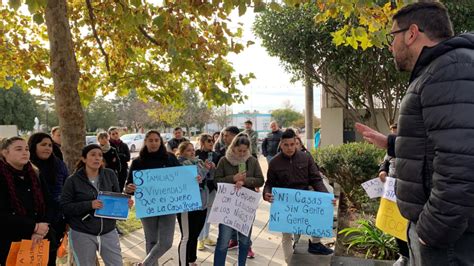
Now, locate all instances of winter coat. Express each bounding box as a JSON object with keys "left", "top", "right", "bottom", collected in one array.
[
  {"left": 393, "top": 33, "right": 474, "bottom": 248},
  {"left": 262, "top": 130, "right": 283, "bottom": 157}
]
